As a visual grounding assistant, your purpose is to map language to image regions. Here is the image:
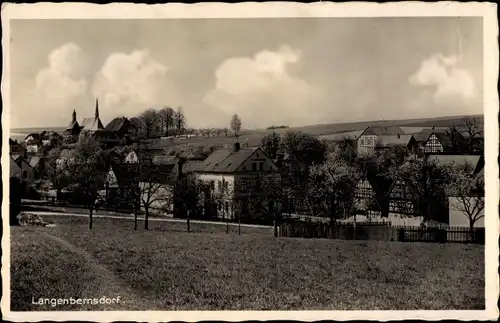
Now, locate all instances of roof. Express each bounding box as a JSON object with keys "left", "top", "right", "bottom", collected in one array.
[
  {"left": 201, "top": 147, "right": 257, "bottom": 173},
  {"left": 10, "top": 157, "right": 23, "bottom": 177},
  {"left": 361, "top": 126, "right": 404, "bottom": 136},
  {"left": 375, "top": 134, "right": 414, "bottom": 148},
  {"left": 152, "top": 155, "right": 178, "bottom": 165},
  {"left": 412, "top": 129, "right": 434, "bottom": 143},
  {"left": 137, "top": 163, "right": 177, "bottom": 185},
  {"left": 25, "top": 133, "right": 41, "bottom": 140},
  {"left": 66, "top": 120, "right": 80, "bottom": 131},
  {"left": 105, "top": 117, "right": 135, "bottom": 132},
  {"left": 81, "top": 117, "right": 104, "bottom": 131},
  {"left": 28, "top": 156, "right": 41, "bottom": 168}
]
